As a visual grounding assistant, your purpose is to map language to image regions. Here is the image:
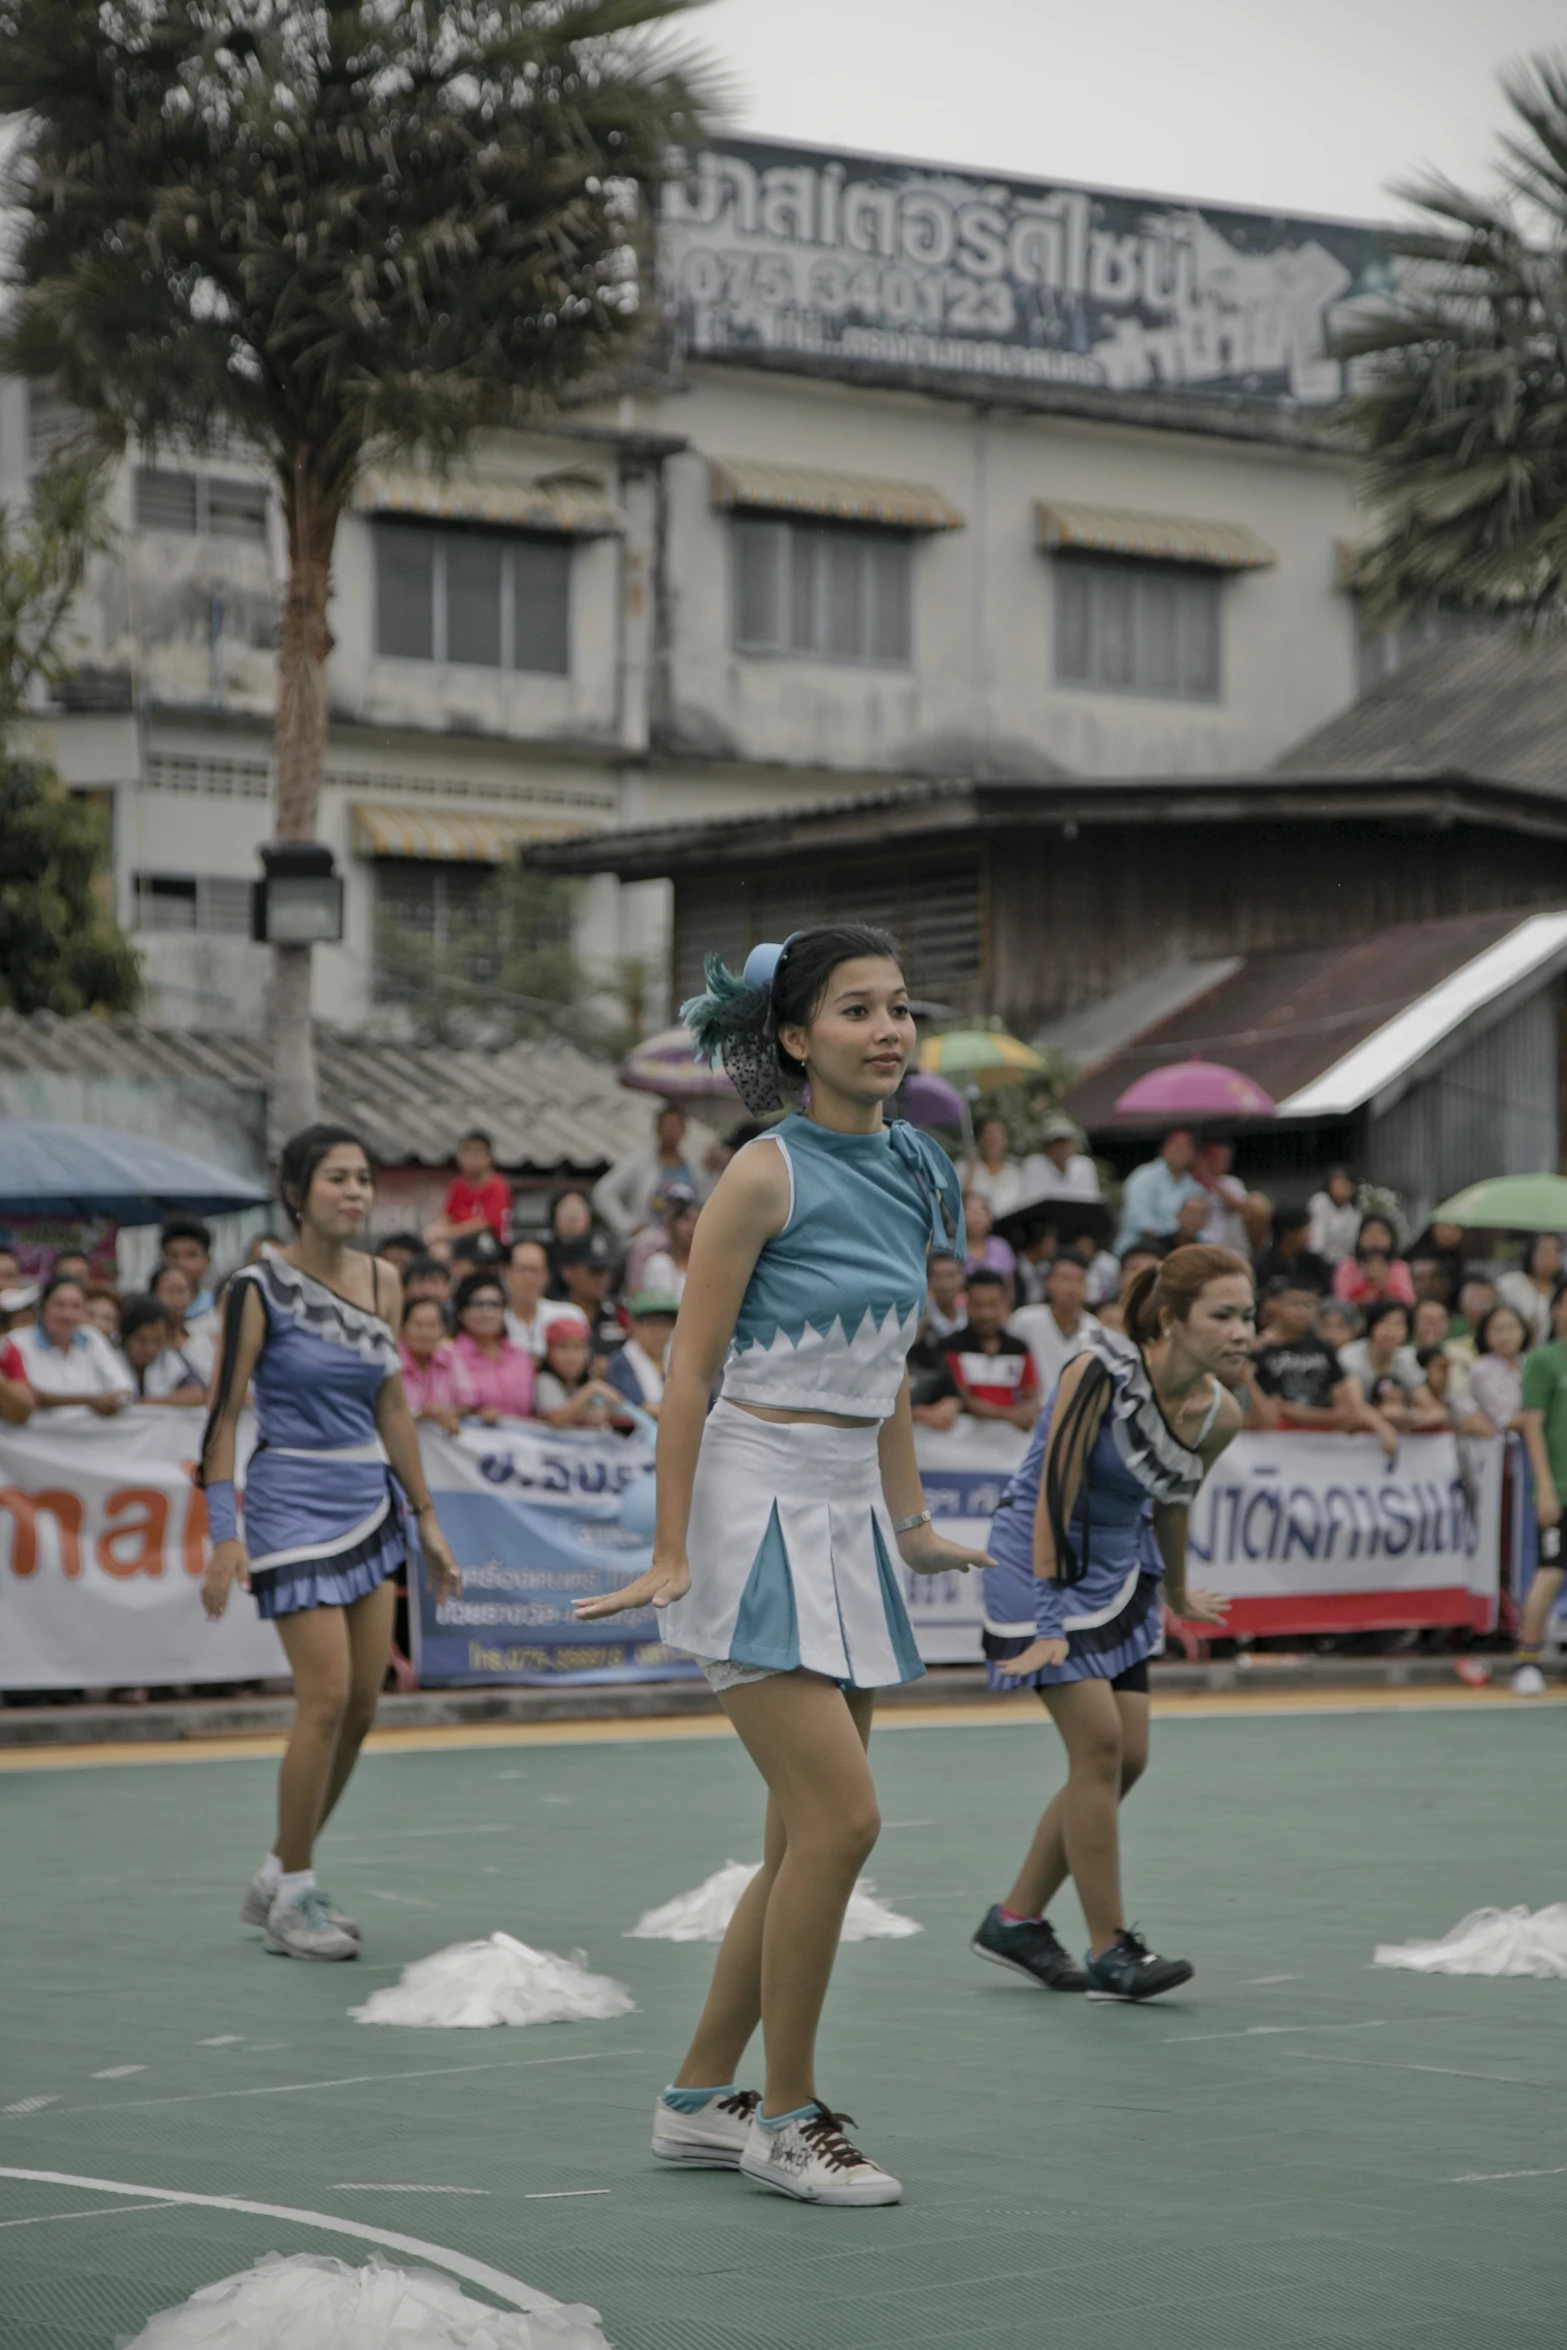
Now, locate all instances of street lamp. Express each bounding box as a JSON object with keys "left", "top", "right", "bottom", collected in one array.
[{"left": 251, "top": 842, "right": 344, "bottom": 945}]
